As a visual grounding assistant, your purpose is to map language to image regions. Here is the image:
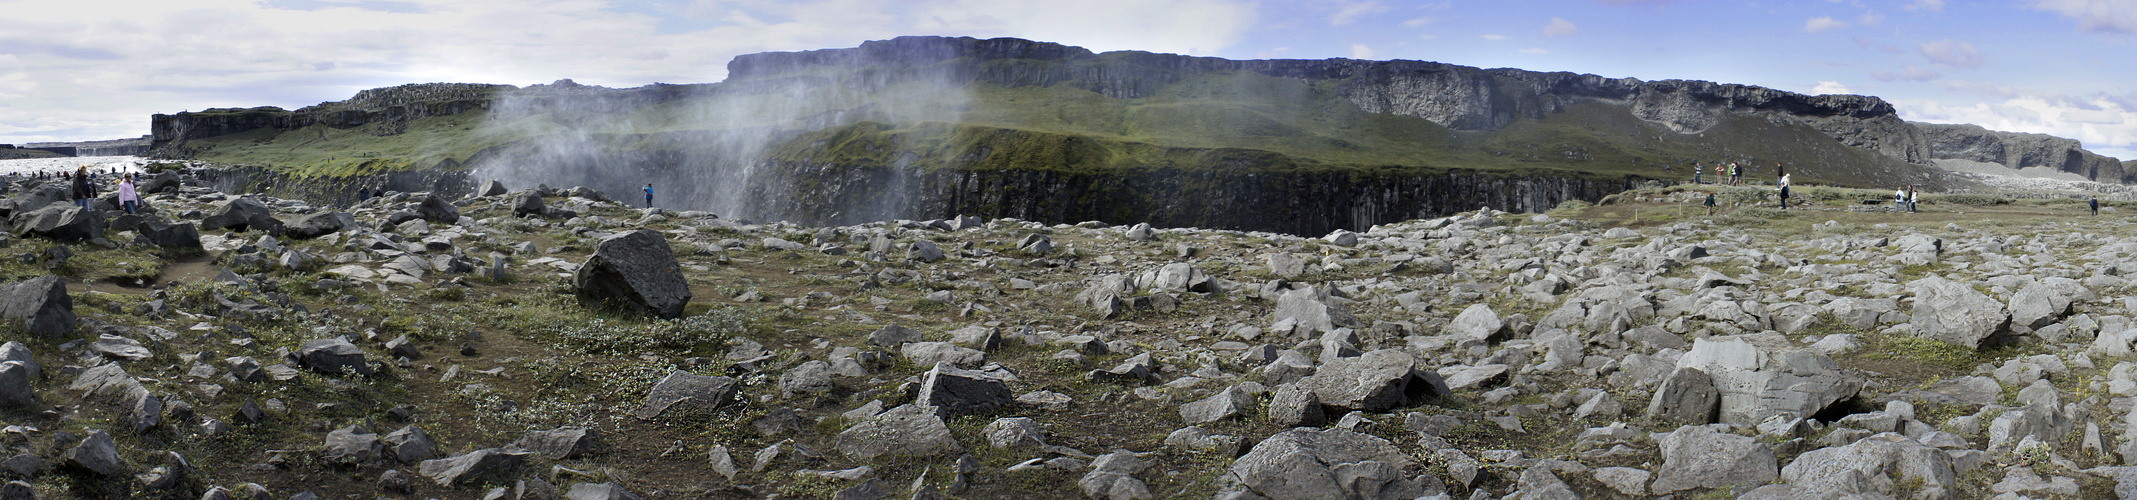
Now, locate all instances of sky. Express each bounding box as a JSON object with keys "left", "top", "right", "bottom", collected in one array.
[{"left": 1, "top": 0, "right": 2133, "bottom": 160}]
